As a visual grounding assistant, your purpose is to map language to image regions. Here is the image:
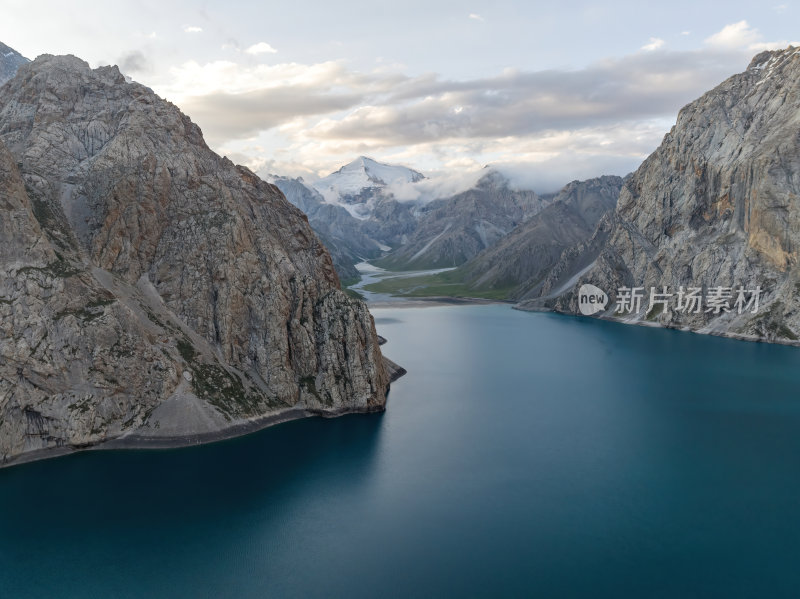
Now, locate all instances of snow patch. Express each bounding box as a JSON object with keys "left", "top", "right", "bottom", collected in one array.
[{"left": 313, "top": 156, "right": 423, "bottom": 198}]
